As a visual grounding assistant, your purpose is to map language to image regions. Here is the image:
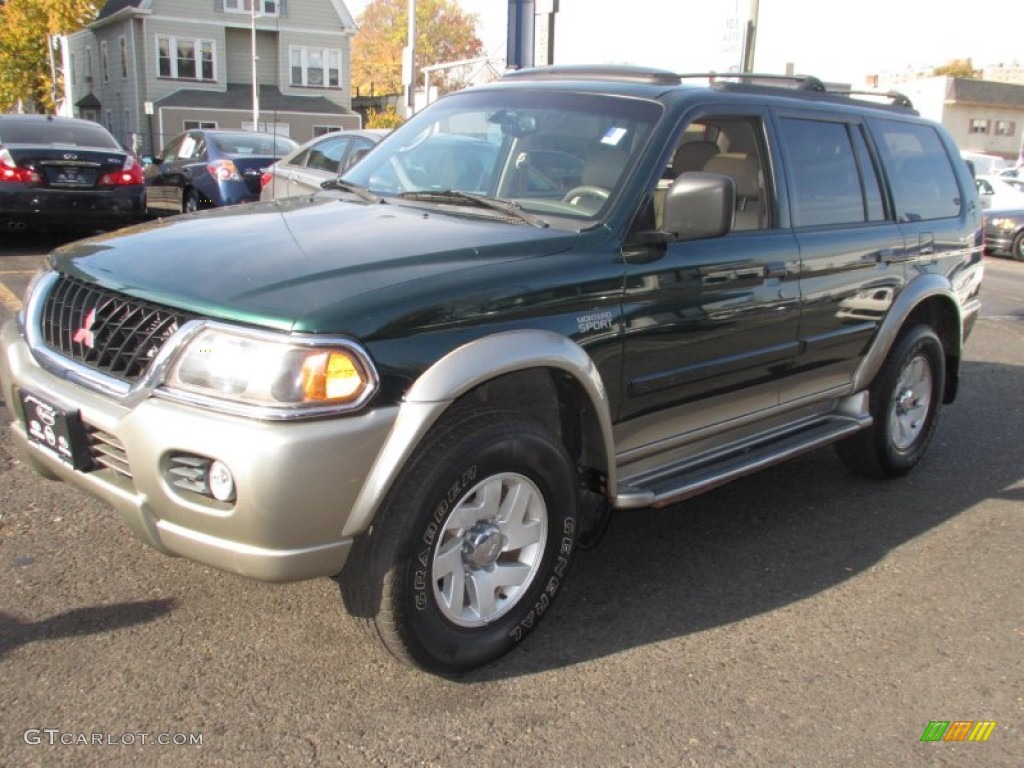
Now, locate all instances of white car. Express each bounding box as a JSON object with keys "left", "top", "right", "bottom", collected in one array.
[
  {"left": 975, "top": 174, "right": 1024, "bottom": 209},
  {"left": 259, "top": 129, "right": 389, "bottom": 201}
]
